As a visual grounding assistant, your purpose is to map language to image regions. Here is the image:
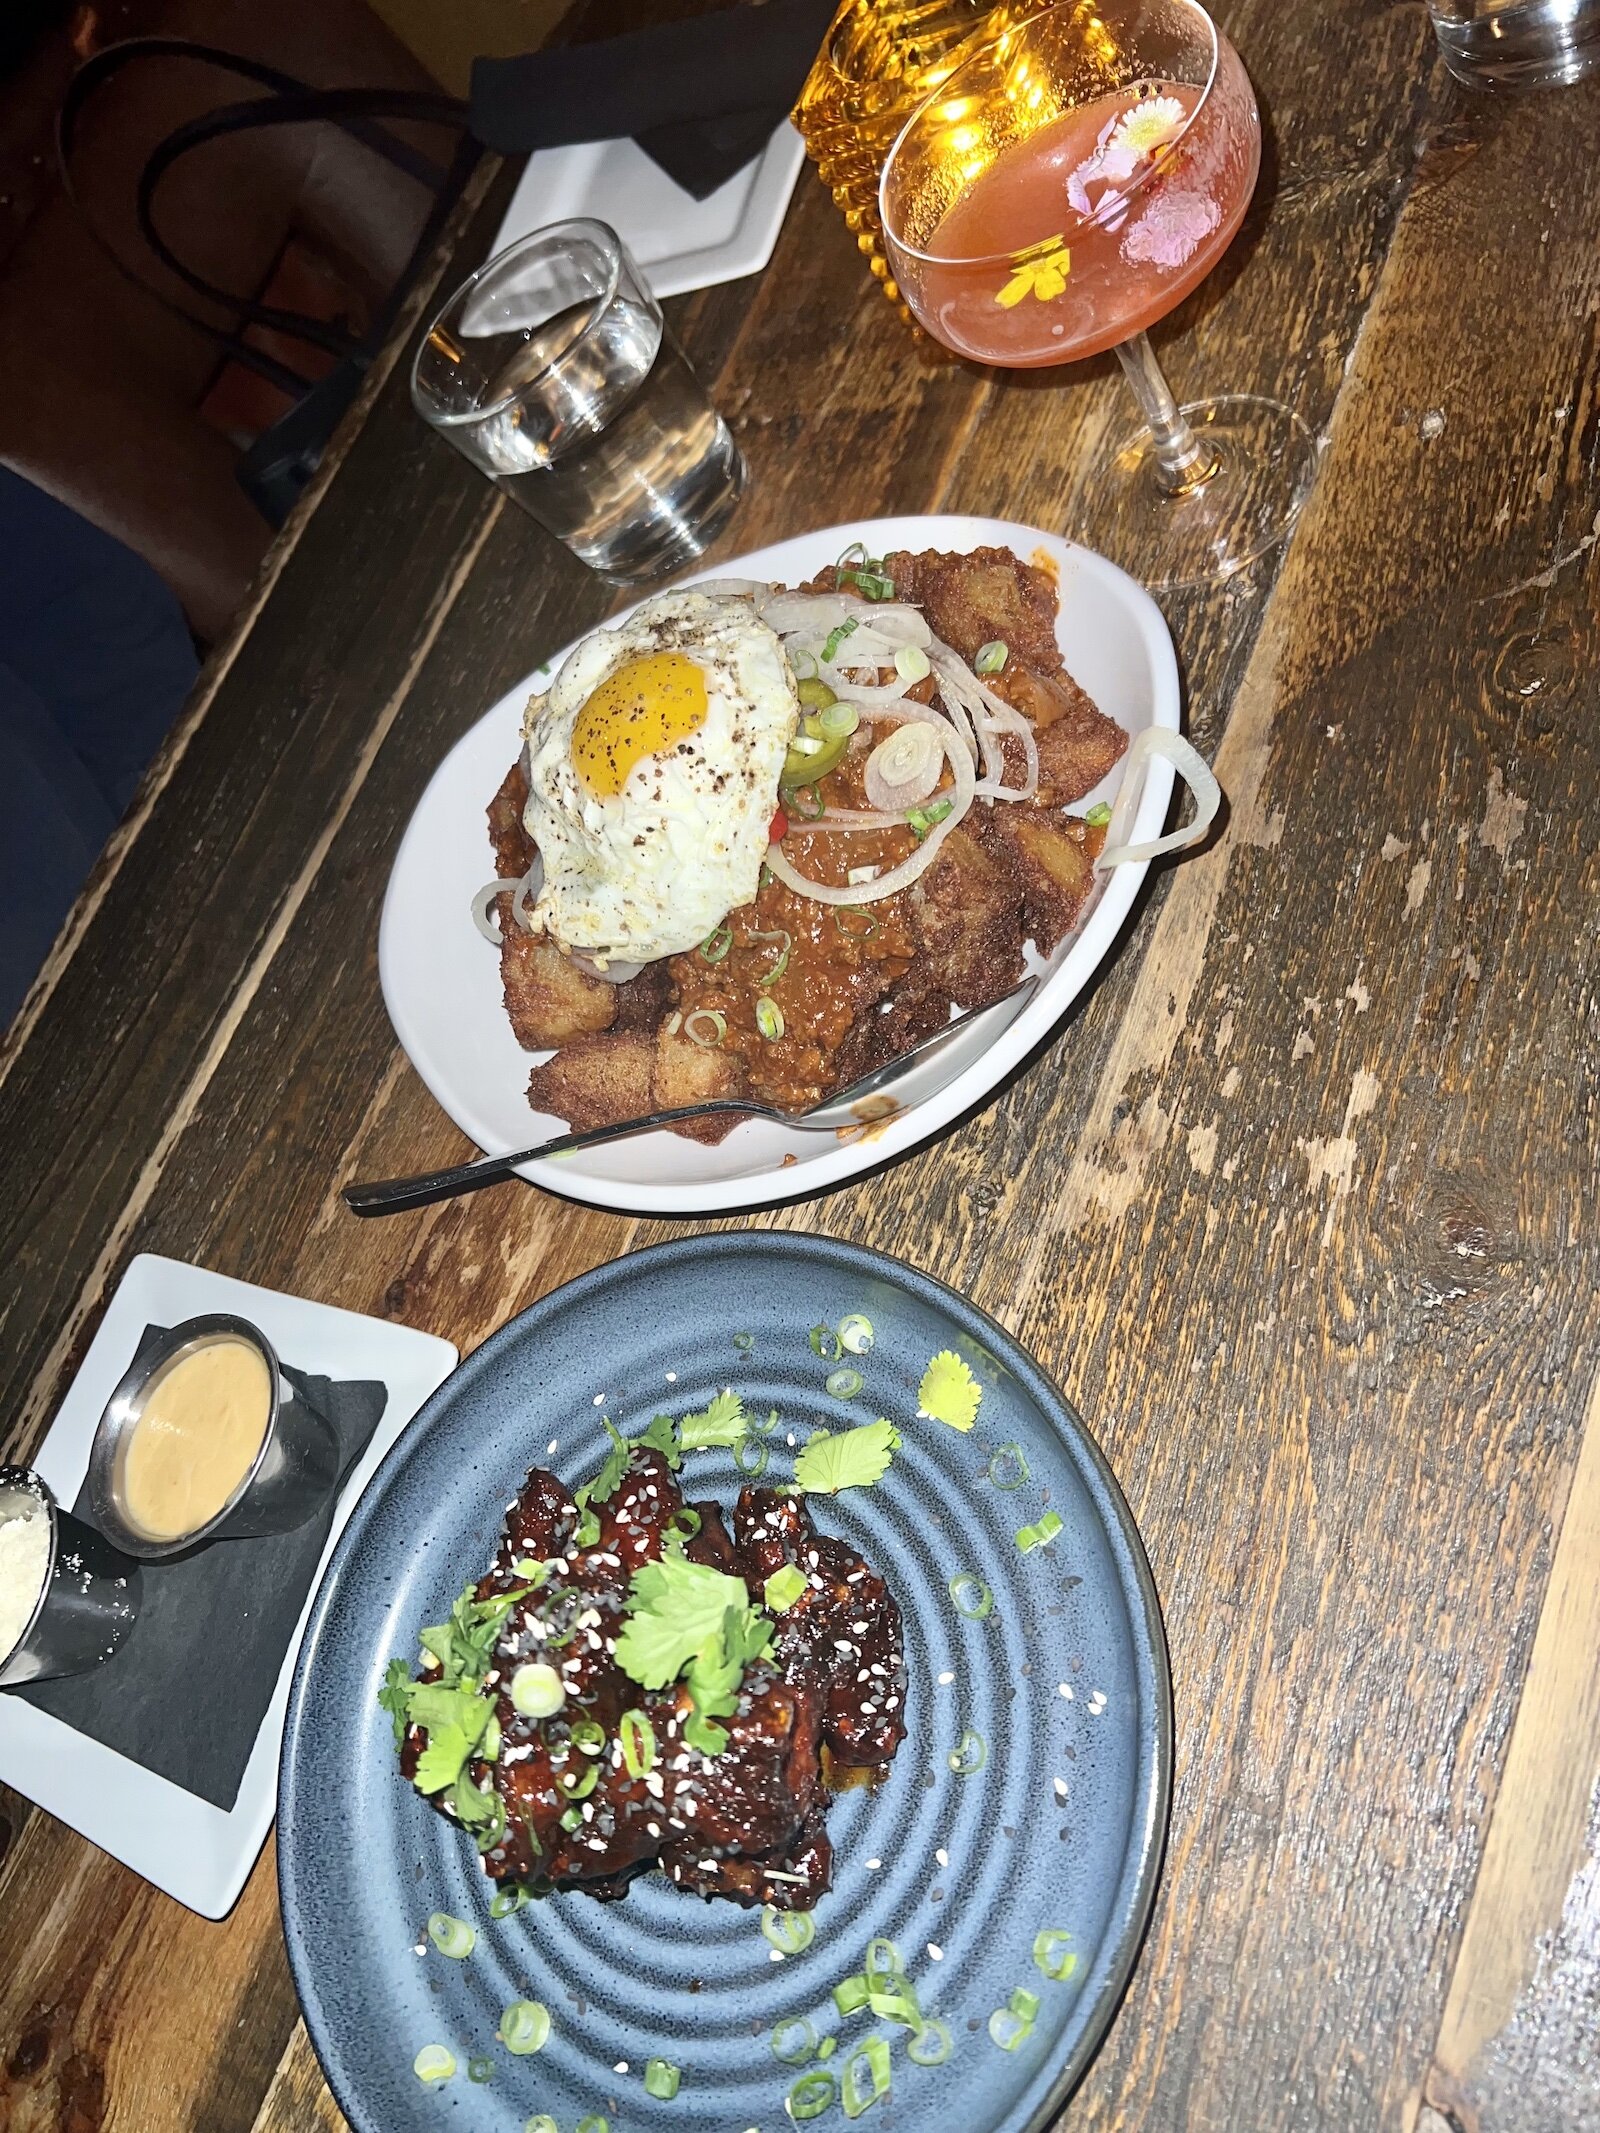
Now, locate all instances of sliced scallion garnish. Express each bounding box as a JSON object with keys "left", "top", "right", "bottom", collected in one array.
[
  {"left": 948, "top": 1727, "right": 988, "bottom": 1777},
  {"left": 620, "top": 1708, "right": 658, "bottom": 1778},
  {"left": 761, "top": 1904, "right": 817, "bottom": 1955},
  {"left": 837, "top": 1313, "right": 874, "bottom": 1355},
  {"left": 499, "top": 2000, "right": 551, "bottom": 2056},
  {"left": 786, "top": 2071, "right": 837, "bottom": 2121},
  {"left": 764, "top": 1563, "right": 808, "bottom": 1613},
  {"left": 840, "top": 2035, "right": 892, "bottom": 2119},
  {"left": 576, "top": 2118, "right": 610, "bottom": 2133},
  {"left": 569, "top": 1717, "right": 606, "bottom": 1754},
  {"left": 752, "top": 928, "right": 793, "bottom": 986},
  {"left": 823, "top": 617, "right": 859, "bottom": 662},
  {"left": 733, "top": 1331, "right": 755, "bottom": 1352},
  {"left": 644, "top": 2059, "right": 681, "bottom": 2100},
  {"left": 988, "top": 2006, "right": 1033, "bottom": 2051},
  {"left": 906, "top": 796, "right": 955, "bottom": 841},
  {"left": 1034, "top": 1926, "right": 1079, "bottom": 1979},
  {"left": 867, "top": 1981, "right": 921, "bottom": 2028},
  {"left": 987, "top": 1443, "right": 1031, "bottom": 1491},
  {"left": 833, "top": 1973, "right": 870, "bottom": 2016},
  {"left": 818, "top": 702, "right": 860, "bottom": 738},
  {"left": 489, "top": 1881, "right": 533, "bottom": 1919},
  {"left": 894, "top": 643, "right": 931, "bottom": 683},
  {"left": 864, "top": 1937, "right": 905, "bottom": 1980},
  {"left": 756, "top": 996, "right": 786, "bottom": 1041},
  {"left": 1084, "top": 799, "right": 1113, "bottom": 827},
  {"left": 817, "top": 2037, "right": 837, "bottom": 2060},
  {"left": 842, "top": 568, "right": 895, "bottom": 601},
  {"left": 413, "top": 2044, "right": 456, "bottom": 2084},
  {"left": 825, "top": 1366, "right": 863, "bottom": 1400},
  {"left": 975, "top": 639, "right": 1009, "bottom": 674},
  {"left": 526, "top": 2119, "right": 559, "bottom": 2133},
  {"left": 832, "top": 905, "right": 879, "bottom": 941},
  {"left": 699, "top": 923, "right": 733, "bottom": 964},
  {"left": 560, "top": 1804, "right": 582, "bottom": 1832},
  {"left": 667, "top": 1505, "right": 703, "bottom": 1542},
  {"left": 426, "top": 1912, "right": 475, "bottom": 1959},
  {"left": 771, "top": 2016, "right": 818, "bottom": 2065},
  {"left": 684, "top": 1008, "right": 727, "bottom": 1049},
  {"left": 809, "top": 1322, "right": 843, "bottom": 1362},
  {"left": 1016, "top": 1510, "right": 1064, "bottom": 1553},
  {"left": 907, "top": 2016, "right": 953, "bottom": 2066},
  {"left": 510, "top": 1661, "right": 566, "bottom": 1719},
  {"left": 948, "top": 1570, "right": 994, "bottom": 1620},
  {"left": 1010, "top": 1986, "right": 1041, "bottom": 2024},
  {"left": 467, "top": 2055, "right": 494, "bottom": 2083}
]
